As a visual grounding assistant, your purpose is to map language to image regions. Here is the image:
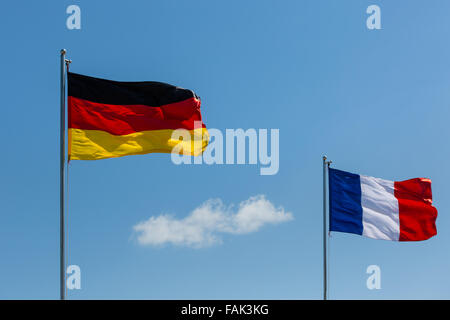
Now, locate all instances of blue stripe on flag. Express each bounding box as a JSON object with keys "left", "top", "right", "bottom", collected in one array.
[{"left": 328, "top": 168, "right": 363, "bottom": 236}]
